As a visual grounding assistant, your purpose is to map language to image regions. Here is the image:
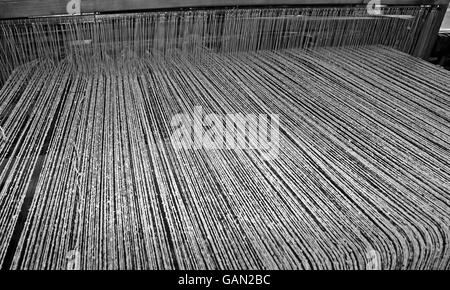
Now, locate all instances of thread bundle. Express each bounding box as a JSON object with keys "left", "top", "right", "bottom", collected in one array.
[
  {"left": 0, "top": 6, "right": 439, "bottom": 84},
  {"left": 0, "top": 45, "right": 449, "bottom": 269}
]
